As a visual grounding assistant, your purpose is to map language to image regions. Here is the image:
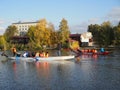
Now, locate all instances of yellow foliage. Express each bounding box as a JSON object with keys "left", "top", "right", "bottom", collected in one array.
[{"left": 70, "top": 41, "right": 79, "bottom": 49}]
